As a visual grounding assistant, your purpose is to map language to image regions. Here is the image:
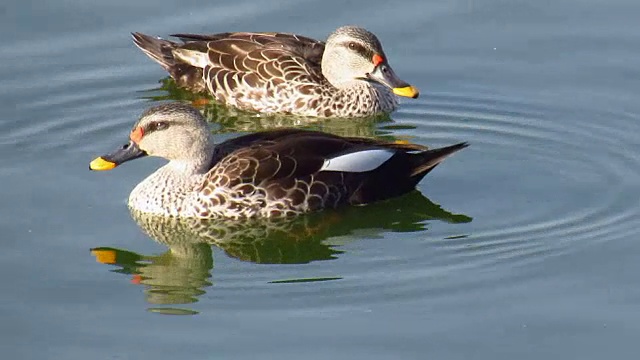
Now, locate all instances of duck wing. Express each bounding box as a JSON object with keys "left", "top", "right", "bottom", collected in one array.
[
  {"left": 172, "top": 32, "right": 325, "bottom": 65},
  {"left": 133, "top": 31, "right": 326, "bottom": 97},
  {"left": 203, "top": 130, "right": 467, "bottom": 211}
]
